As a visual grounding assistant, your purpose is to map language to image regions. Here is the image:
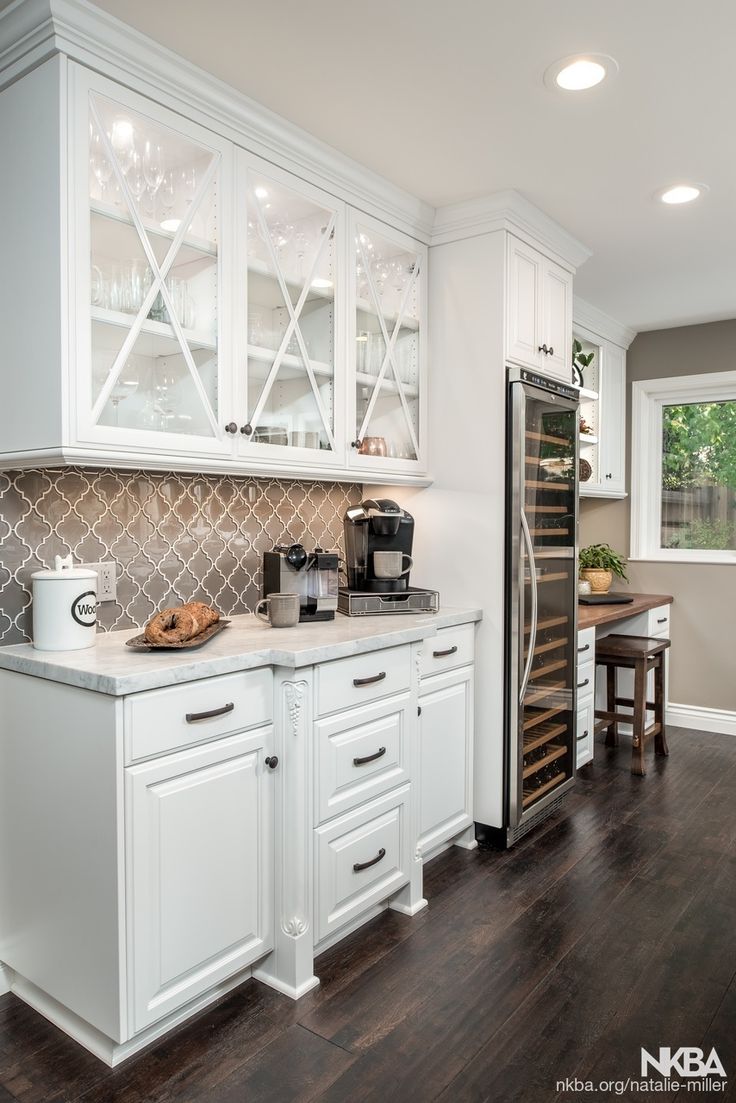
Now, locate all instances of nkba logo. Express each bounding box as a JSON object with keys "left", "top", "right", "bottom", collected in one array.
[{"left": 641, "top": 1047, "right": 726, "bottom": 1078}]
